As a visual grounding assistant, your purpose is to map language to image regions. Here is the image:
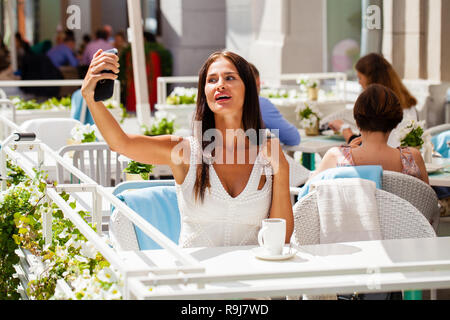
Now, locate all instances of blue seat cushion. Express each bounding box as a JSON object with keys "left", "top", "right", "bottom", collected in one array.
[
  {"left": 116, "top": 186, "right": 180, "bottom": 250},
  {"left": 297, "top": 165, "right": 383, "bottom": 199},
  {"left": 432, "top": 130, "right": 450, "bottom": 158}
]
